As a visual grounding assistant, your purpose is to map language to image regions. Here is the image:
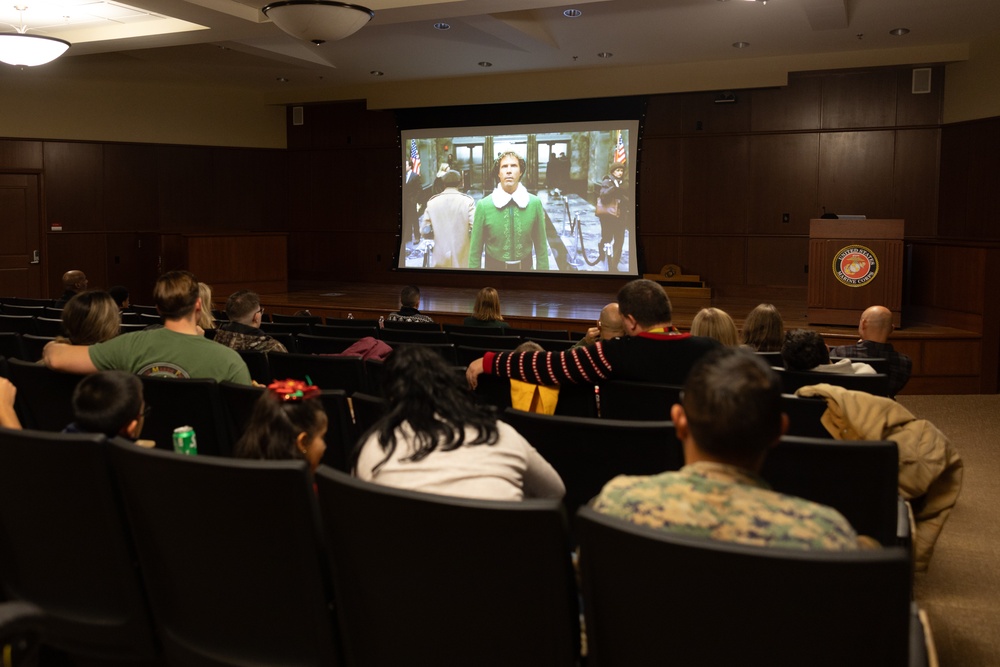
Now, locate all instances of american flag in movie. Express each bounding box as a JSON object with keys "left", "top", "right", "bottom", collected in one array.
[
  {"left": 614, "top": 130, "right": 626, "bottom": 164},
  {"left": 410, "top": 139, "right": 421, "bottom": 175}
]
